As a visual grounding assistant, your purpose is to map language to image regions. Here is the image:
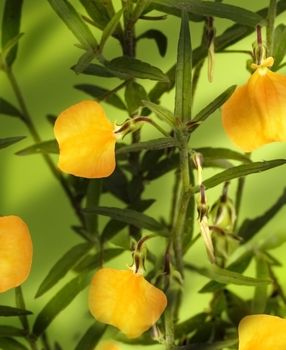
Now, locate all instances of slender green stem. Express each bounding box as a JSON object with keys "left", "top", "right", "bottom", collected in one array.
[
  {"left": 266, "top": 0, "right": 277, "bottom": 56},
  {"left": 15, "top": 287, "right": 39, "bottom": 350},
  {"left": 169, "top": 170, "right": 180, "bottom": 228},
  {"left": 164, "top": 305, "right": 175, "bottom": 350},
  {"left": 5, "top": 66, "right": 85, "bottom": 226},
  {"left": 234, "top": 177, "right": 245, "bottom": 231}
]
